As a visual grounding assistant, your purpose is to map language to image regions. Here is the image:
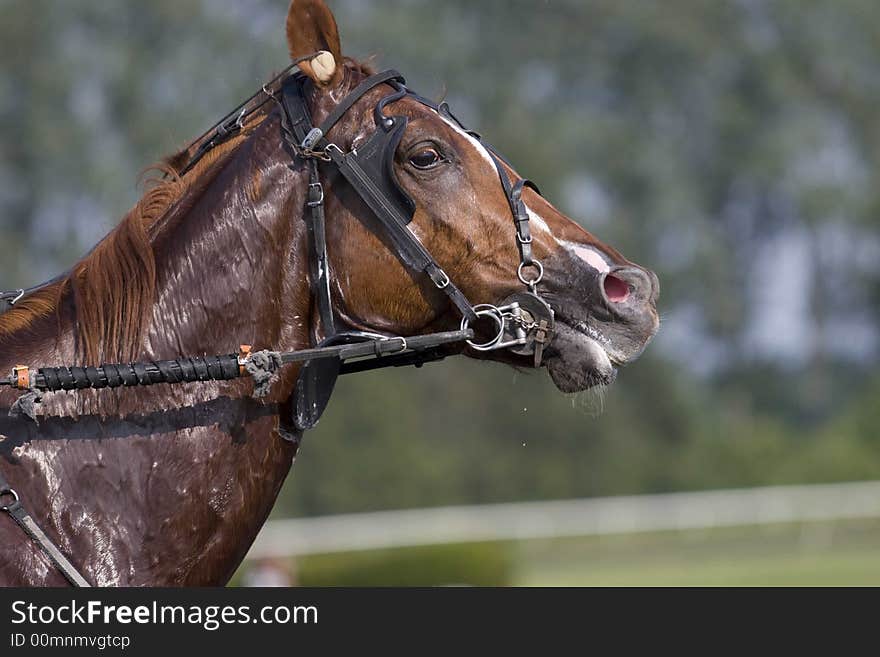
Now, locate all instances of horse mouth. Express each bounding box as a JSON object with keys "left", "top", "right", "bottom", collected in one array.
[{"left": 544, "top": 321, "right": 625, "bottom": 393}]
